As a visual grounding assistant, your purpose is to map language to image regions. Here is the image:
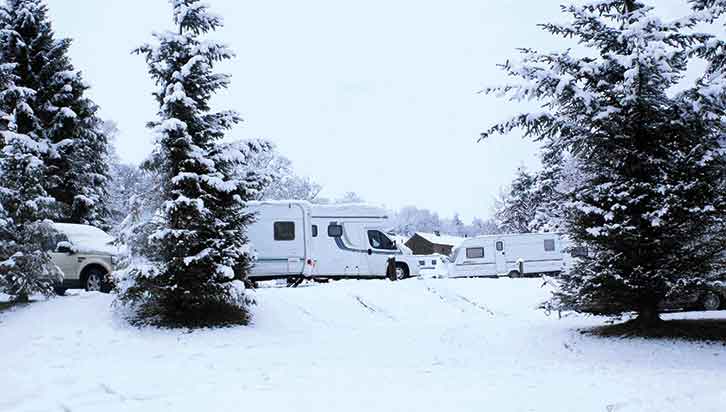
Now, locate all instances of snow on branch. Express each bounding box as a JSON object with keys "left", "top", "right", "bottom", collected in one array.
[{"left": 171, "top": 0, "right": 224, "bottom": 35}]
